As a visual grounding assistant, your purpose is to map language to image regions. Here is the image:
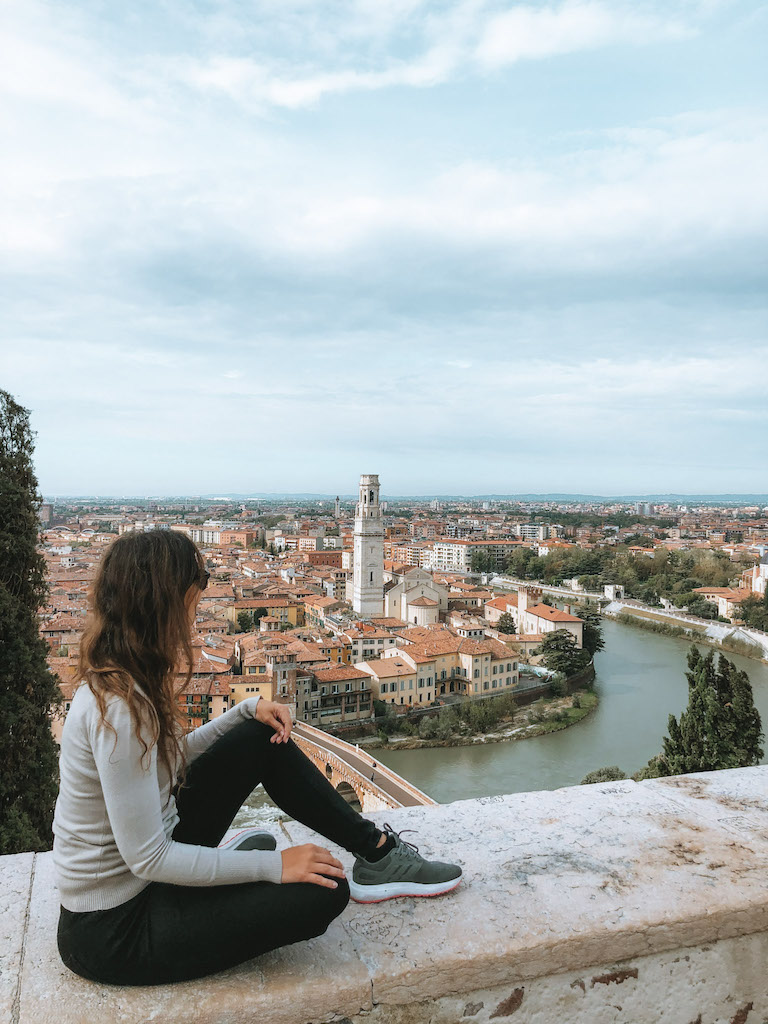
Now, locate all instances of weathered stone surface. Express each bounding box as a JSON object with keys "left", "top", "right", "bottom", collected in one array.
[
  {"left": 328, "top": 776, "right": 768, "bottom": 1004},
  {"left": 18, "top": 851, "right": 372, "bottom": 1024},
  {"left": 4, "top": 767, "right": 768, "bottom": 1023},
  {"left": 0, "top": 852, "right": 35, "bottom": 1024},
  {"left": 641, "top": 767, "right": 768, "bottom": 846},
  {"left": 347, "top": 930, "right": 768, "bottom": 1023}
]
